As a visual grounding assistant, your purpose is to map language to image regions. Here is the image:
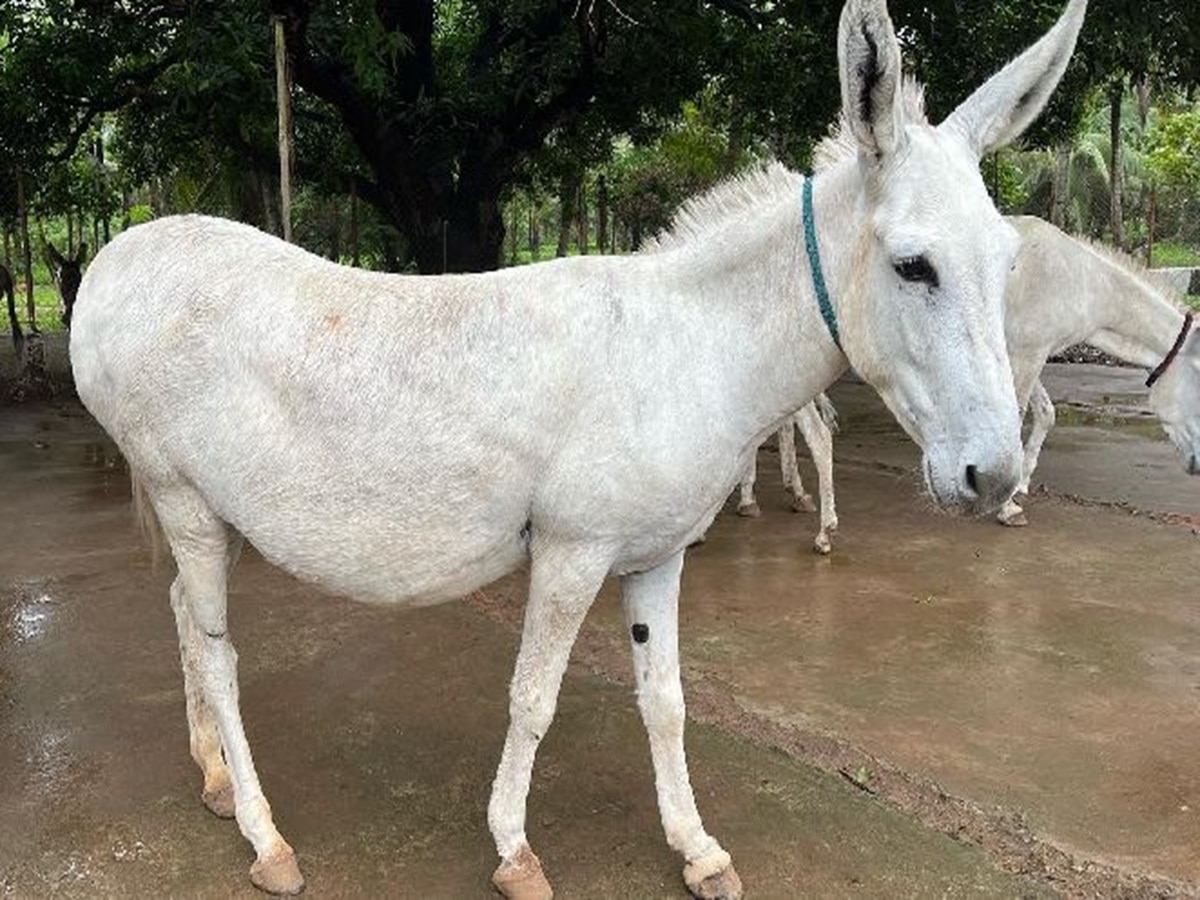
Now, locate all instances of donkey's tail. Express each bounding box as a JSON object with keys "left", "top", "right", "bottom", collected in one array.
[
  {"left": 131, "top": 474, "right": 165, "bottom": 567},
  {"left": 815, "top": 392, "right": 840, "bottom": 435}
]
